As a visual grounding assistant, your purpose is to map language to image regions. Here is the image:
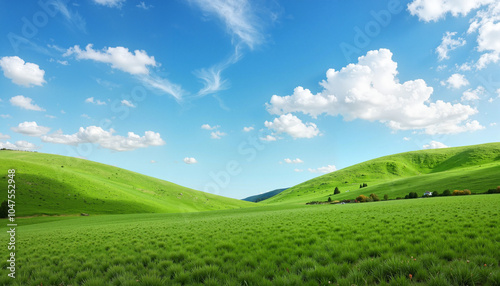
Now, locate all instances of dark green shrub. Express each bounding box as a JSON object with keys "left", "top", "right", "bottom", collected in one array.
[
  {"left": 356, "top": 195, "right": 368, "bottom": 202},
  {"left": 443, "top": 189, "right": 451, "bottom": 196},
  {"left": 328, "top": 197, "right": 332, "bottom": 202},
  {"left": 334, "top": 187, "right": 340, "bottom": 194},
  {"left": 370, "top": 193, "right": 380, "bottom": 201},
  {"left": 383, "top": 194, "right": 389, "bottom": 200},
  {"left": 432, "top": 190, "right": 439, "bottom": 197}
]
